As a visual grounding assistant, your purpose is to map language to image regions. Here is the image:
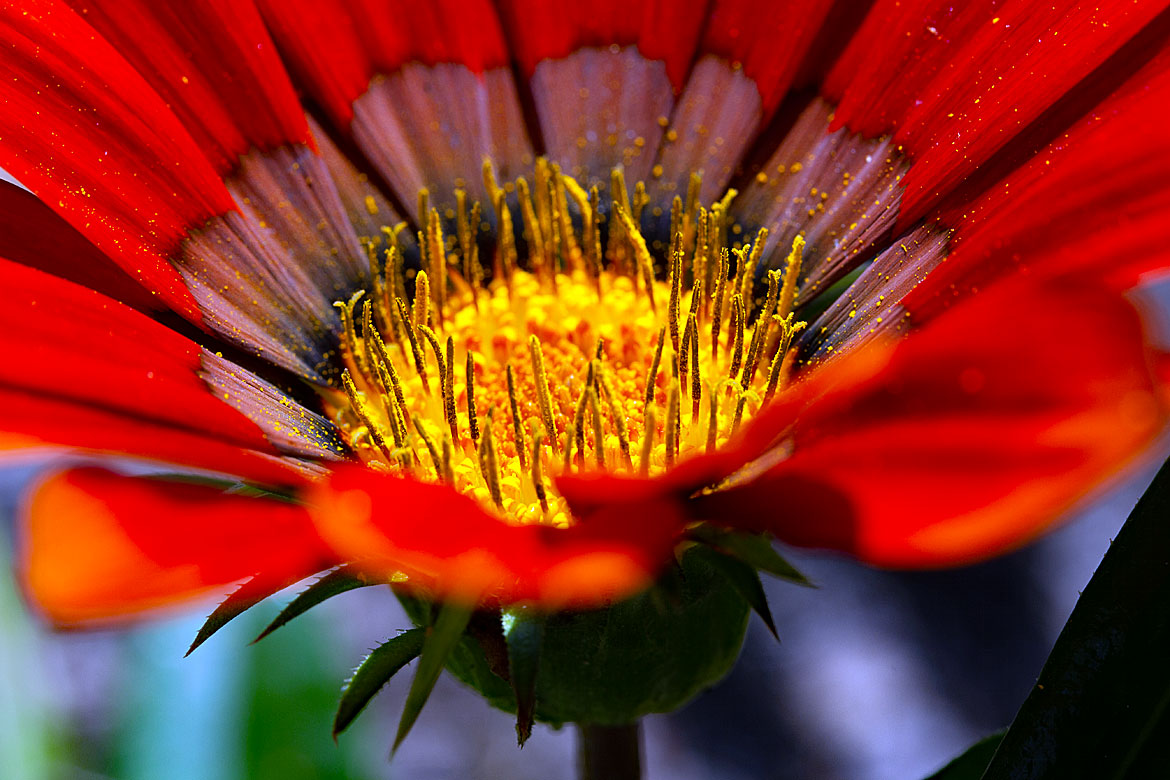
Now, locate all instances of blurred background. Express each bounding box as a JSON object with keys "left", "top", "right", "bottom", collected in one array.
[{"left": 1, "top": 455, "right": 1163, "bottom": 780}]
